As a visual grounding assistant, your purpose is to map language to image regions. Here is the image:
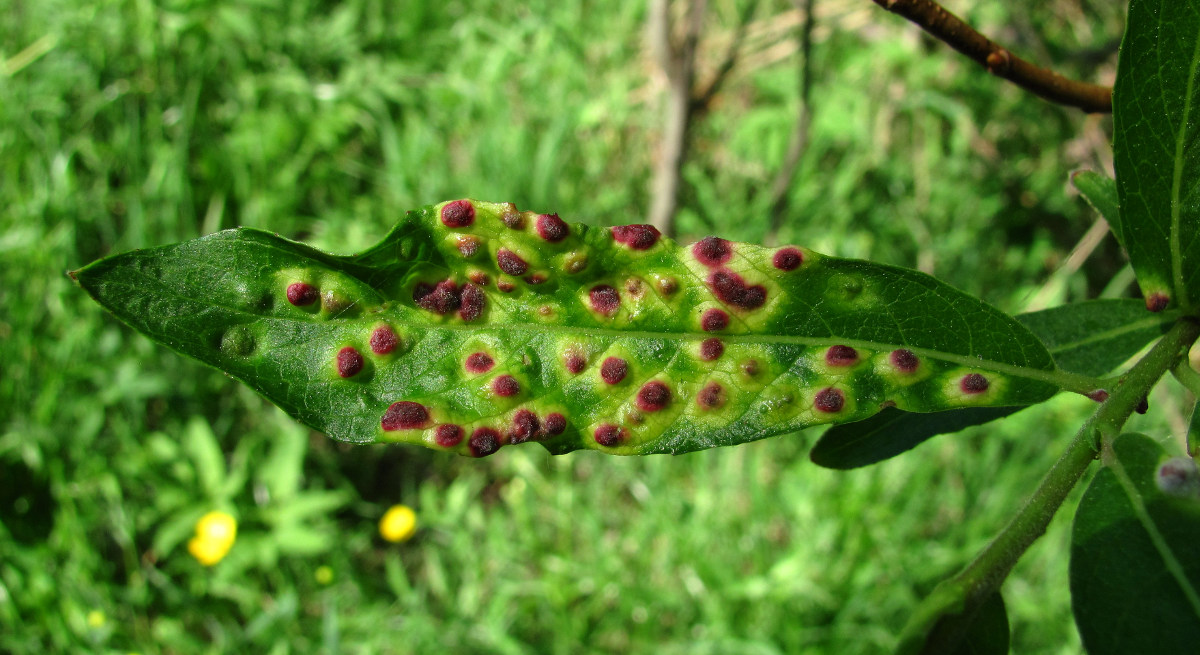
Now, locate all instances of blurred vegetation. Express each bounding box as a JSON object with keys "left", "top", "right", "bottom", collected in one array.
[{"left": 0, "top": 0, "right": 1162, "bottom": 652}]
